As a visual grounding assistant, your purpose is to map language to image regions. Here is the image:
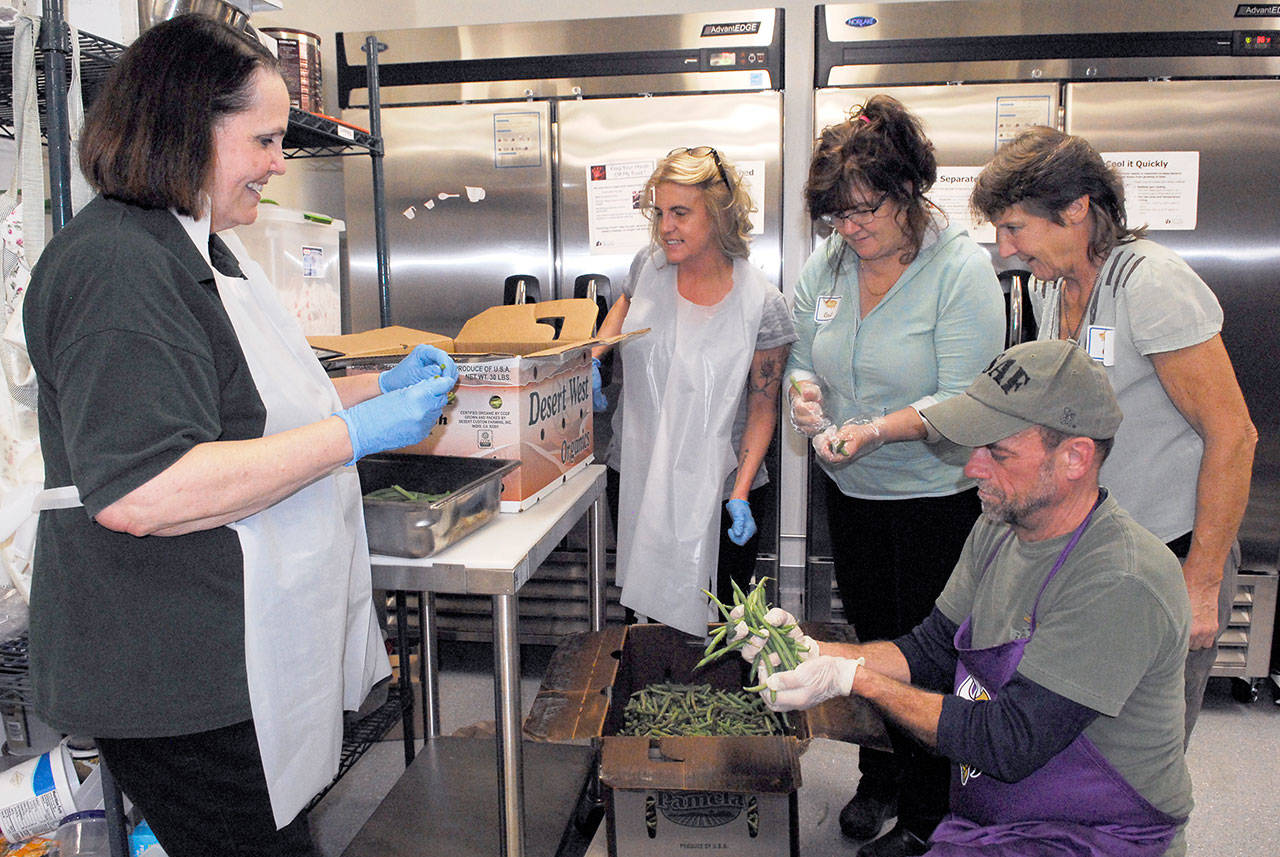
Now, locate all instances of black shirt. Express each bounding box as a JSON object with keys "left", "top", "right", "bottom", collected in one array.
[{"left": 23, "top": 196, "right": 266, "bottom": 737}]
